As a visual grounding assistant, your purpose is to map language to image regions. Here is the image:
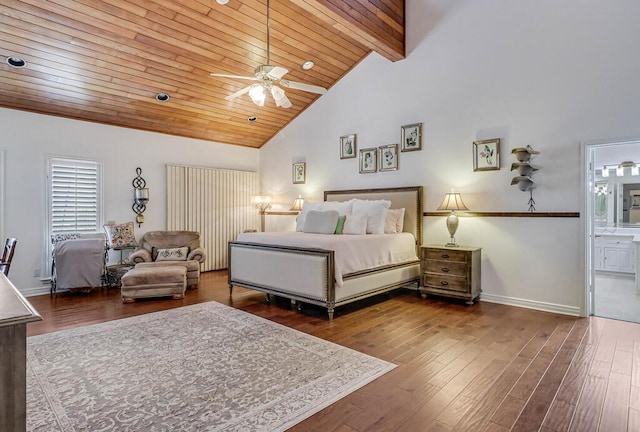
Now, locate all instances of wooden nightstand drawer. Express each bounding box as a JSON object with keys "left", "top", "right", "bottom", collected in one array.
[
  {"left": 422, "top": 248, "right": 468, "bottom": 263},
  {"left": 419, "top": 245, "right": 482, "bottom": 305},
  {"left": 424, "top": 274, "right": 467, "bottom": 292},
  {"left": 424, "top": 260, "right": 467, "bottom": 277}
]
